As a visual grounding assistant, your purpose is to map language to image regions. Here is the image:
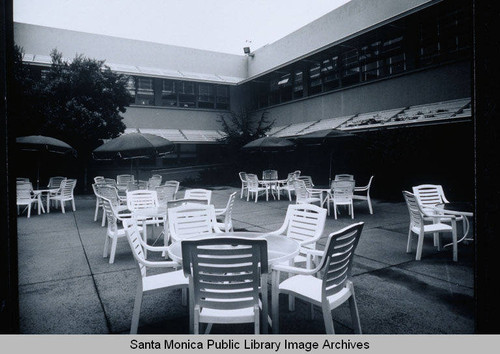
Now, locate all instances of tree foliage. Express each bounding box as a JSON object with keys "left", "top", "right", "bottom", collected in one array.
[
  {"left": 217, "top": 108, "right": 274, "bottom": 148},
  {"left": 12, "top": 46, "right": 130, "bottom": 159}
]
